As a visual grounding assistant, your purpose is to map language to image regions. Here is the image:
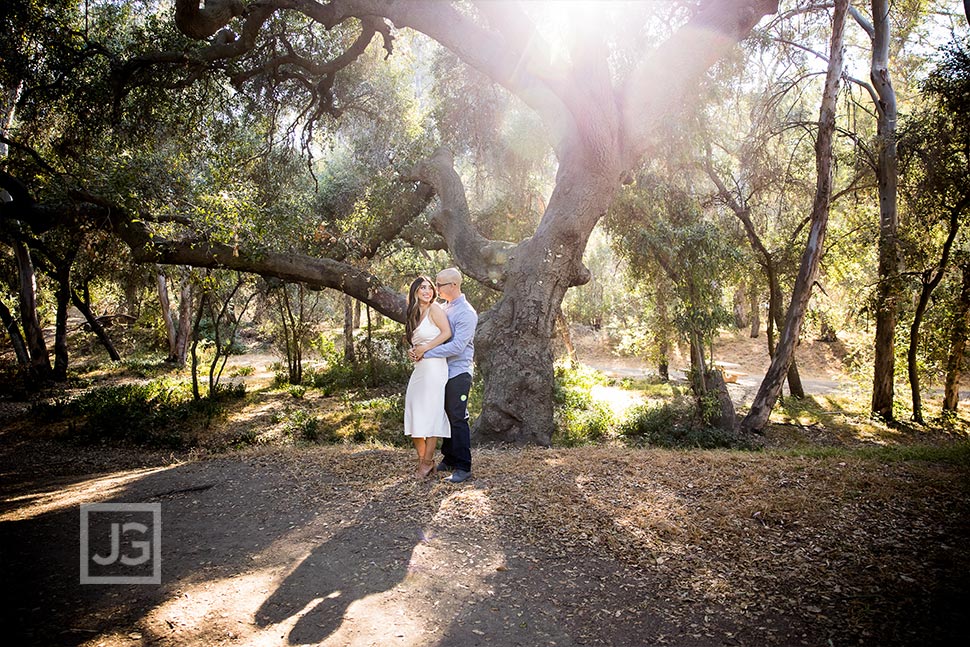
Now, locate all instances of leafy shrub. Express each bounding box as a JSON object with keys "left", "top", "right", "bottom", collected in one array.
[
  {"left": 345, "top": 393, "right": 407, "bottom": 445},
  {"left": 552, "top": 361, "right": 617, "bottom": 446},
  {"left": 618, "top": 397, "right": 748, "bottom": 449},
  {"left": 278, "top": 409, "right": 323, "bottom": 442},
  {"left": 300, "top": 330, "right": 411, "bottom": 394},
  {"left": 36, "top": 377, "right": 244, "bottom": 448}
]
